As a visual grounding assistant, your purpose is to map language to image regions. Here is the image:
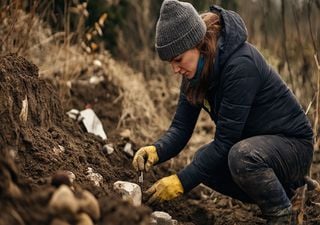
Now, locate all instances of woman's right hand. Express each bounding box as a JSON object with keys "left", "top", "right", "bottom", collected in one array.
[{"left": 132, "top": 146, "right": 159, "bottom": 172}]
